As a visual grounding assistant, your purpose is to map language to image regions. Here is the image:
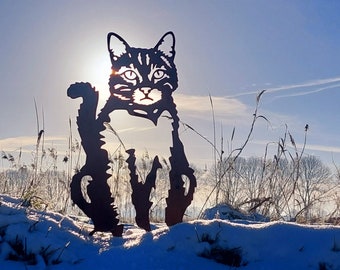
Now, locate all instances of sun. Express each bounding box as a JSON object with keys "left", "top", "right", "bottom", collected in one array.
[{"left": 86, "top": 51, "right": 112, "bottom": 101}]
